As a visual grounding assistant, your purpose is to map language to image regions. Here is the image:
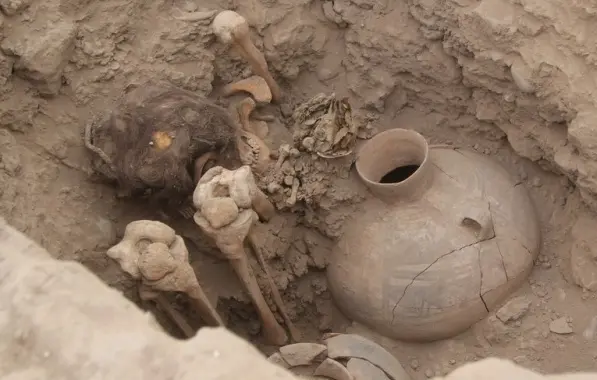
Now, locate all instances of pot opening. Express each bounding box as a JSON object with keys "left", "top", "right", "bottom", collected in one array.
[
  {"left": 379, "top": 164, "right": 420, "bottom": 184},
  {"left": 355, "top": 128, "right": 431, "bottom": 199}
]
